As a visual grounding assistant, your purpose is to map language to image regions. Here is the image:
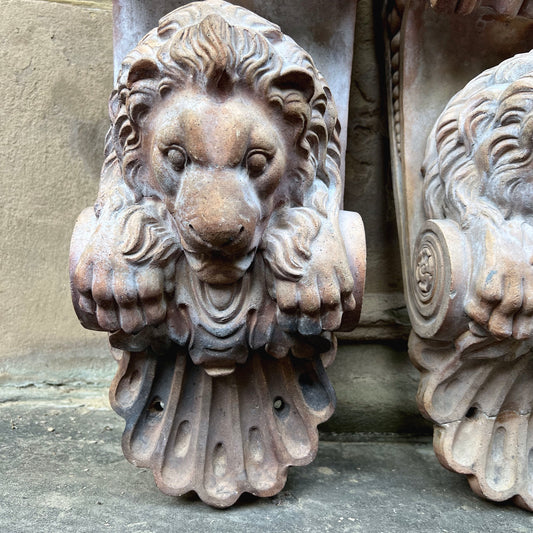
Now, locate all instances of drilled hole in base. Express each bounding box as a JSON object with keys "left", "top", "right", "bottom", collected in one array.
[
  {"left": 465, "top": 406, "right": 479, "bottom": 420},
  {"left": 273, "top": 396, "right": 289, "bottom": 419},
  {"left": 149, "top": 397, "right": 165, "bottom": 415}
]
